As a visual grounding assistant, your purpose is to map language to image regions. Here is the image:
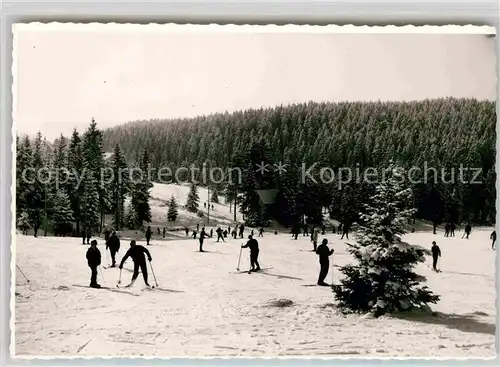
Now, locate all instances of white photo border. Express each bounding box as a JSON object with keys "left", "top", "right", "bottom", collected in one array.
[{"left": 1, "top": 0, "right": 498, "bottom": 366}]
